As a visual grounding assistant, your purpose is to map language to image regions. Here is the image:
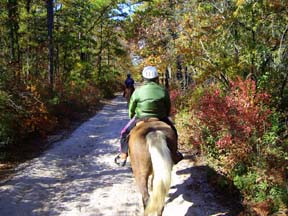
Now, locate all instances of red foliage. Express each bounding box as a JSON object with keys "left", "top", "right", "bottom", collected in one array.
[
  {"left": 199, "top": 77, "right": 271, "bottom": 149},
  {"left": 216, "top": 134, "right": 233, "bottom": 148},
  {"left": 169, "top": 89, "right": 181, "bottom": 116}
]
